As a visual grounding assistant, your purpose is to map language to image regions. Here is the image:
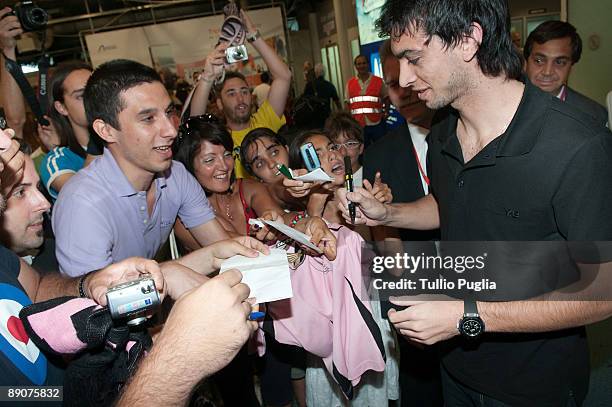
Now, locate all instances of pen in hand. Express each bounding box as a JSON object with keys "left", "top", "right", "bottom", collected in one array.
[{"left": 344, "top": 156, "right": 356, "bottom": 224}]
